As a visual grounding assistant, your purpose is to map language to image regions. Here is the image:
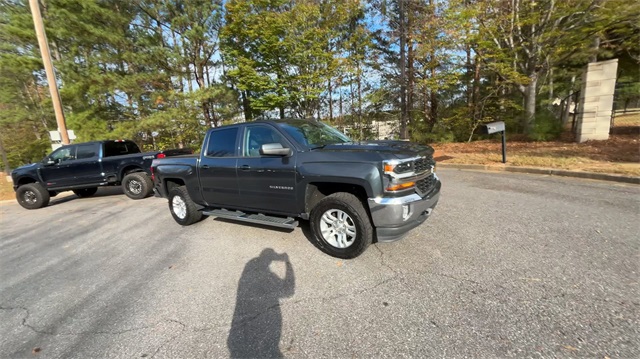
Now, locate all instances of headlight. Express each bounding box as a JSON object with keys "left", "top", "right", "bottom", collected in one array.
[
  {"left": 385, "top": 181, "right": 416, "bottom": 192},
  {"left": 383, "top": 160, "right": 417, "bottom": 192},
  {"left": 383, "top": 160, "right": 413, "bottom": 174}
]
